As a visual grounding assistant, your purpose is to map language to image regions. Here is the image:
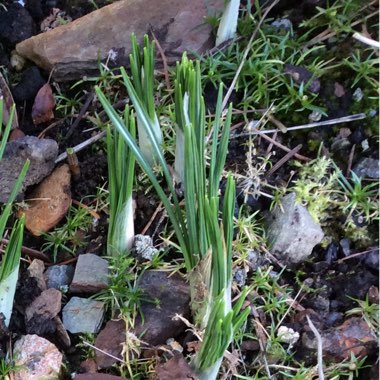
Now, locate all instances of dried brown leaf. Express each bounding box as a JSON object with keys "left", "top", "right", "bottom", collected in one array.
[
  {"left": 156, "top": 353, "right": 198, "bottom": 380},
  {"left": 32, "top": 83, "right": 55, "bottom": 125}
]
